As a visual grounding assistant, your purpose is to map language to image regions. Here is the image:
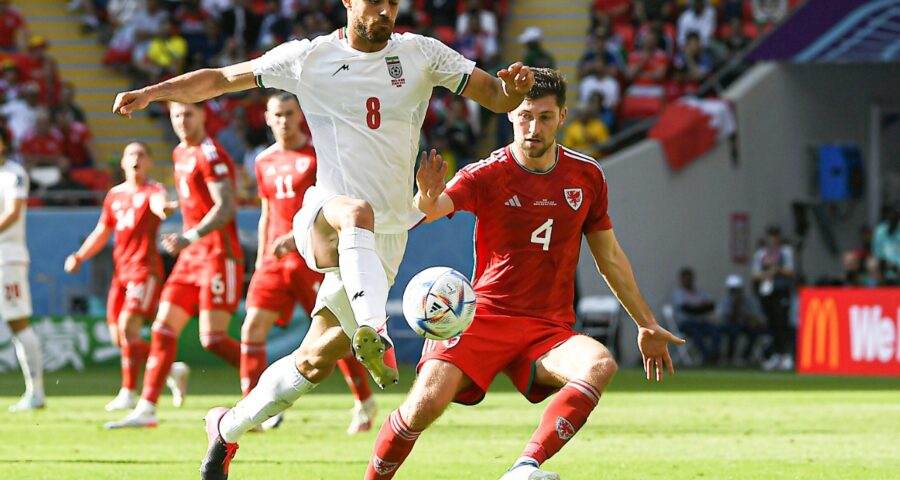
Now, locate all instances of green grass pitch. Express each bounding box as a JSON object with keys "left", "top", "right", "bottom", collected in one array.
[{"left": 2, "top": 366, "right": 898, "bottom": 479}]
